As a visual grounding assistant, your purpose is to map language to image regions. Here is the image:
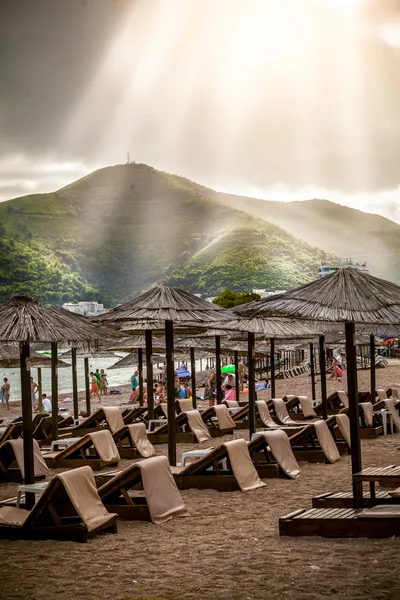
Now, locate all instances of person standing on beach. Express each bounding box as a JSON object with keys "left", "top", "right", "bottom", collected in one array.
[
  {"left": 30, "top": 376, "right": 39, "bottom": 410},
  {"left": 94, "top": 368, "right": 101, "bottom": 392},
  {"left": 100, "top": 369, "right": 108, "bottom": 395},
  {"left": 238, "top": 361, "right": 246, "bottom": 392},
  {"left": 90, "top": 371, "right": 101, "bottom": 403},
  {"left": 1, "top": 378, "right": 10, "bottom": 410}
]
